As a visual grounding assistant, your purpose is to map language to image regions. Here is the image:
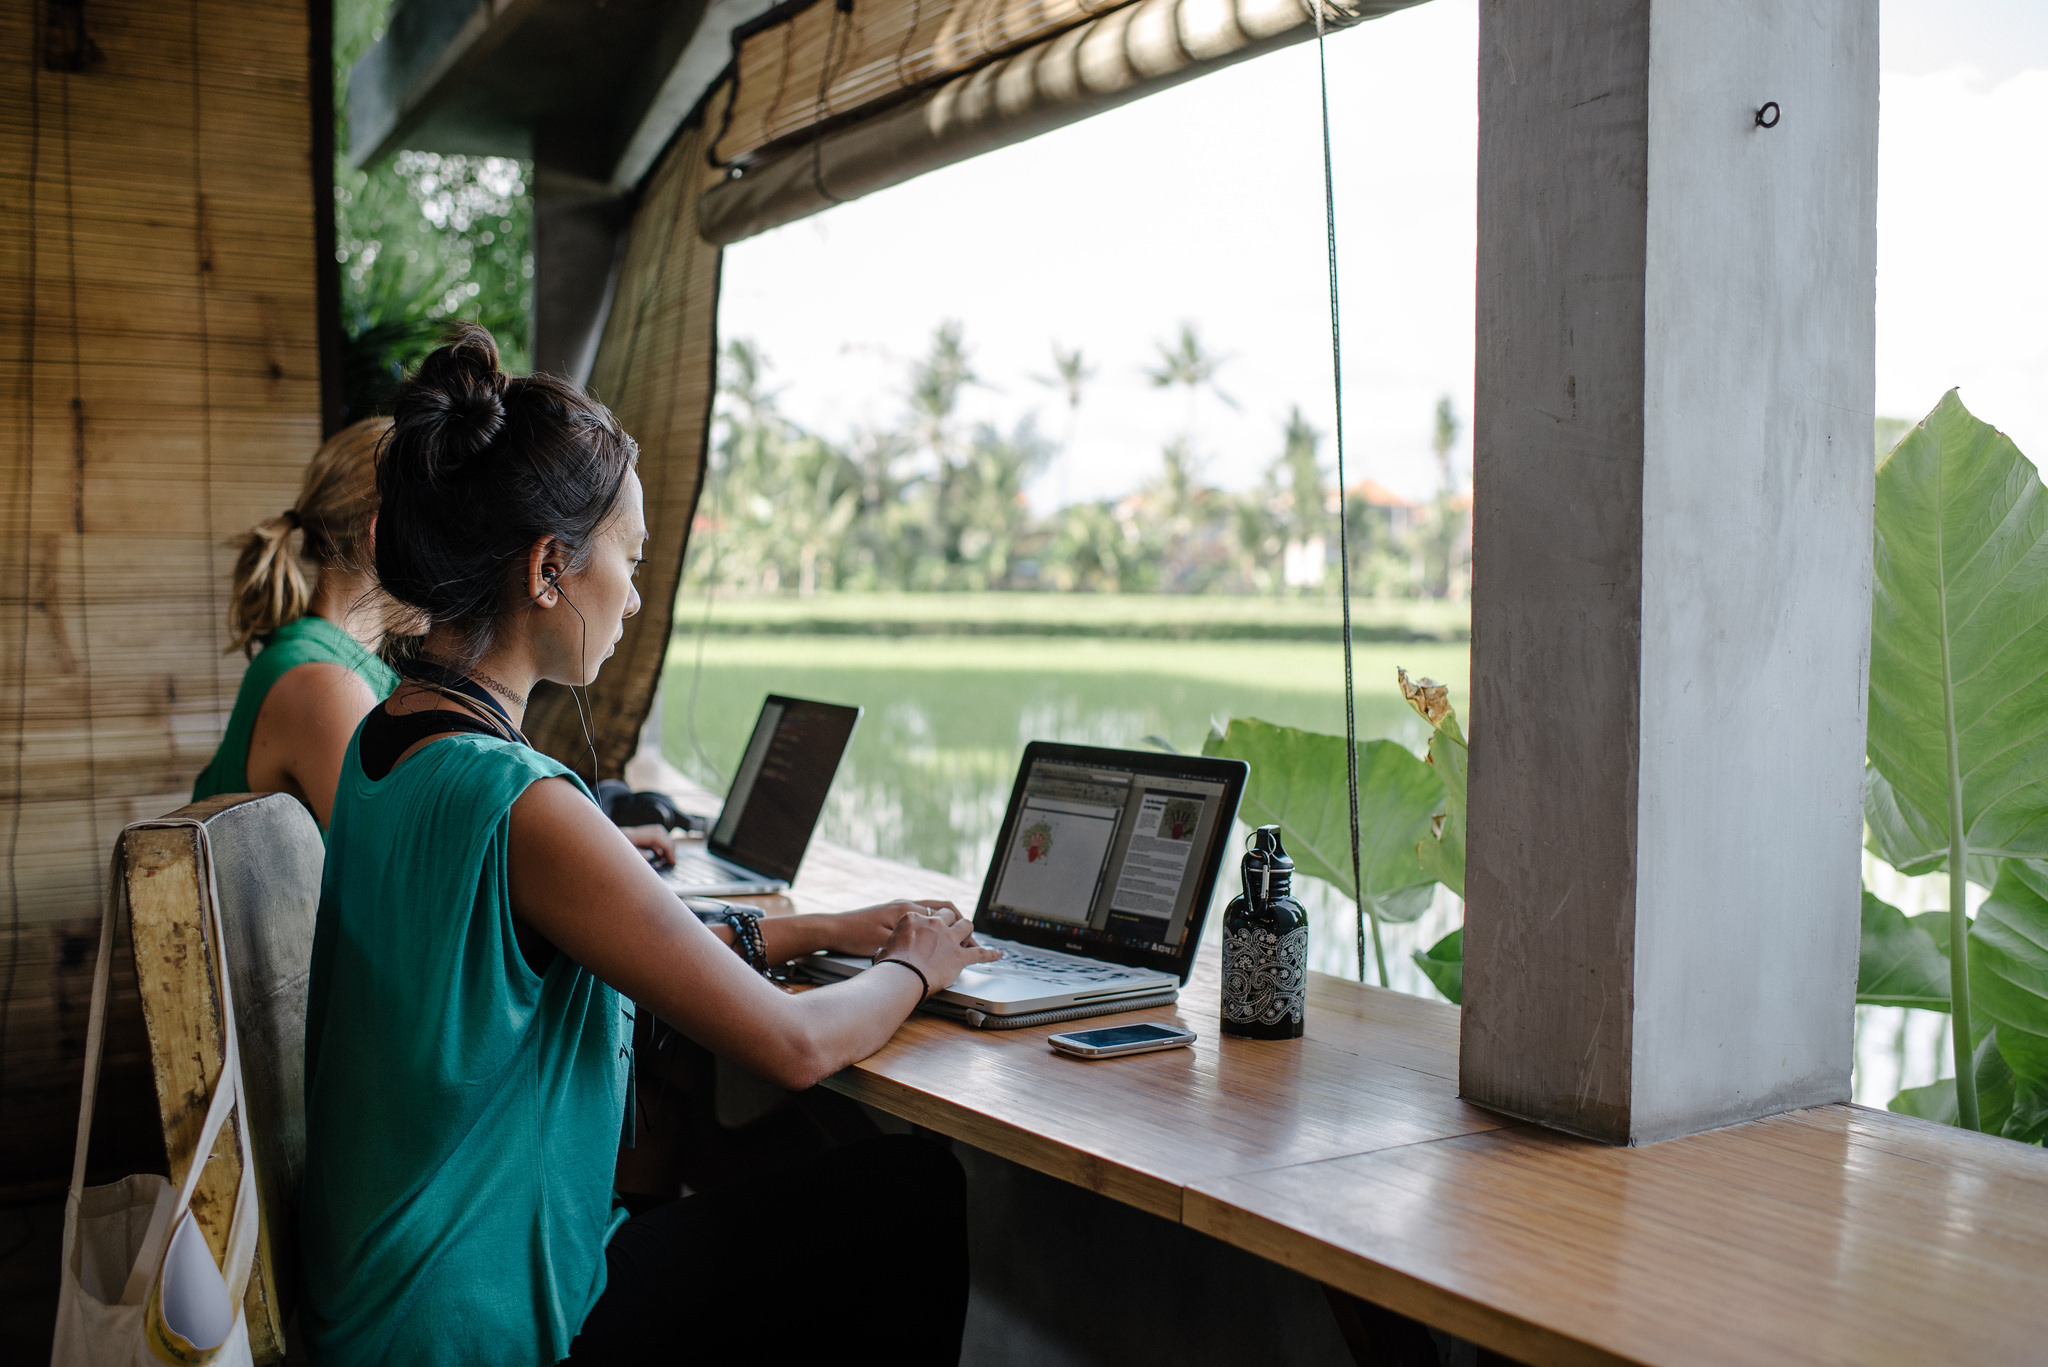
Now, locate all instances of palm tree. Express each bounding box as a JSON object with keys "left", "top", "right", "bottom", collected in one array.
[
  {"left": 1145, "top": 322, "right": 1238, "bottom": 441},
  {"left": 1033, "top": 342, "right": 1095, "bottom": 508},
  {"left": 1431, "top": 394, "right": 1460, "bottom": 497}
]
